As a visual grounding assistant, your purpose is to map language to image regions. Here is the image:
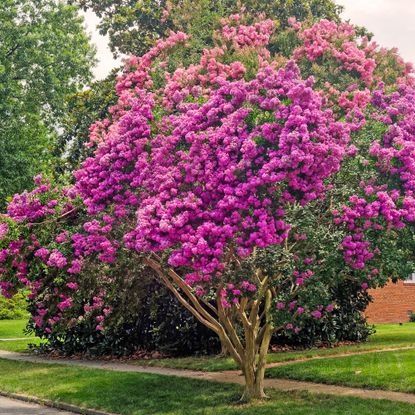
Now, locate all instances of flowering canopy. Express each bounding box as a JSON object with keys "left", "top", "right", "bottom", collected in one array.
[
  {"left": 336, "top": 84, "right": 415, "bottom": 274},
  {"left": 1, "top": 14, "right": 415, "bottom": 399},
  {"left": 1, "top": 13, "right": 414, "bottom": 332},
  {"left": 77, "top": 60, "right": 350, "bottom": 289}
]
